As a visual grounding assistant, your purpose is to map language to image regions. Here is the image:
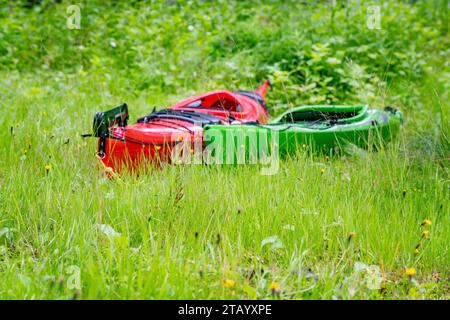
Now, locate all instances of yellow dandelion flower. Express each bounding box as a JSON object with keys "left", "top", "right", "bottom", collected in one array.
[
  {"left": 405, "top": 268, "right": 416, "bottom": 277},
  {"left": 44, "top": 164, "right": 52, "bottom": 173},
  {"left": 154, "top": 145, "right": 161, "bottom": 152},
  {"left": 320, "top": 168, "right": 325, "bottom": 174},
  {"left": 223, "top": 279, "right": 236, "bottom": 289},
  {"left": 178, "top": 135, "right": 184, "bottom": 141},
  {"left": 414, "top": 249, "right": 419, "bottom": 255},
  {"left": 269, "top": 282, "right": 279, "bottom": 291},
  {"left": 421, "top": 219, "right": 432, "bottom": 226},
  {"left": 421, "top": 230, "right": 430, "bottom": 238}
]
